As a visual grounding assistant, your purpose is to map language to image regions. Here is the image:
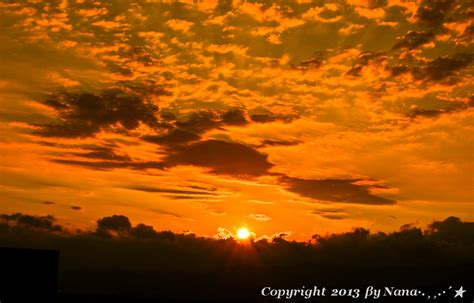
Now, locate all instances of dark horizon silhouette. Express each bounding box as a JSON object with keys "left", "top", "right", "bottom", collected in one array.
[{"left": 1, "top": 213, "right": 473, "bottom": 302}]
